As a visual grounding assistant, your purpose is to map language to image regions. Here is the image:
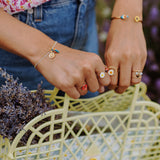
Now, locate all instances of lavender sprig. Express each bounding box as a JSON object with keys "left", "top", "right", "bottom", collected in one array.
[{"left": 0, "top": 67, "right": 57, "bottom": 144}]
